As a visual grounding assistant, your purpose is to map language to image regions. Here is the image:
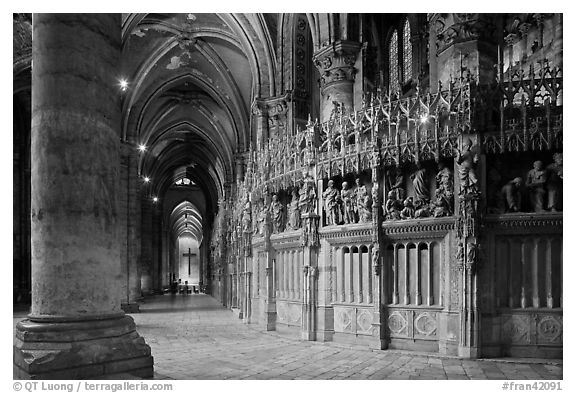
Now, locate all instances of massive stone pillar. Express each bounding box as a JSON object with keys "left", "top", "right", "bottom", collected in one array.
[
  {"left": 14, "top": 14, "right": 153, "bottom": 379},
  {"left": 313, "top": 40, "right": 362, "bottom": 122}
]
